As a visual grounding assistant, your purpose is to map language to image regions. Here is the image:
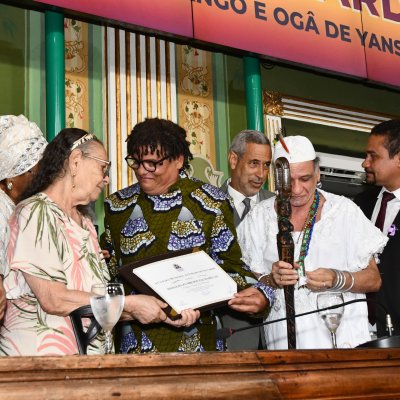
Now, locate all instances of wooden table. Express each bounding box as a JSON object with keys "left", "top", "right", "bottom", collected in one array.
[{"left": 0, "top": 349, "right": 399, "bottom": 399}]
